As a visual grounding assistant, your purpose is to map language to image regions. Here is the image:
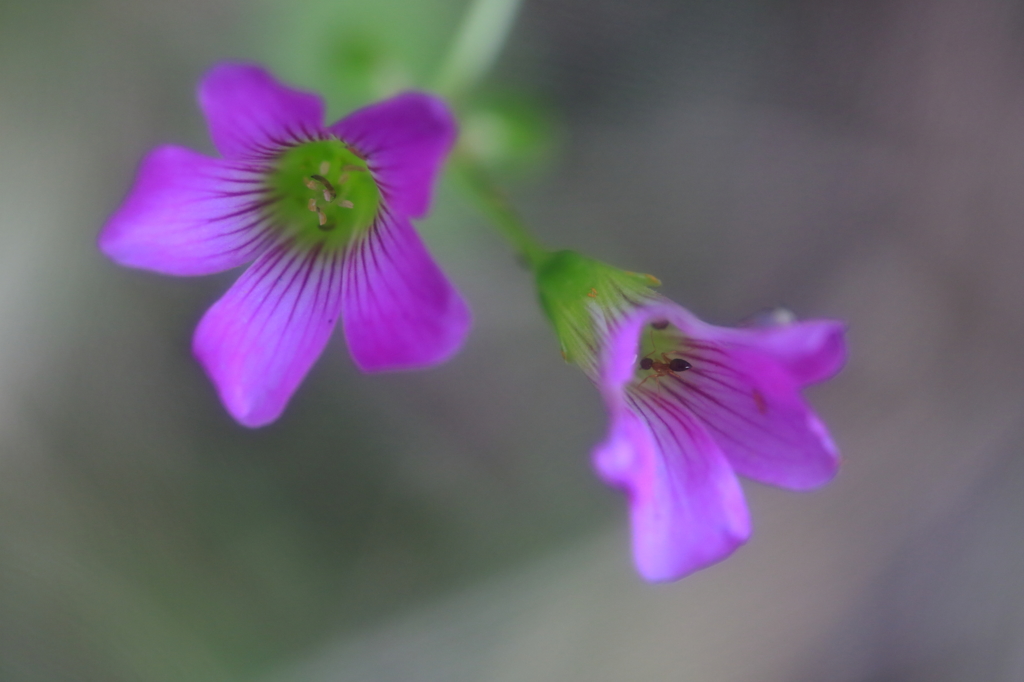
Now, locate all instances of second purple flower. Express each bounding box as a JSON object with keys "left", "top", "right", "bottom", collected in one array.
[
  {"left": 100, "top": 63, "right": 471, "bottom": 427},
  {"left": 535, "top": 250, "right": 845, "bottom": 581}
]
